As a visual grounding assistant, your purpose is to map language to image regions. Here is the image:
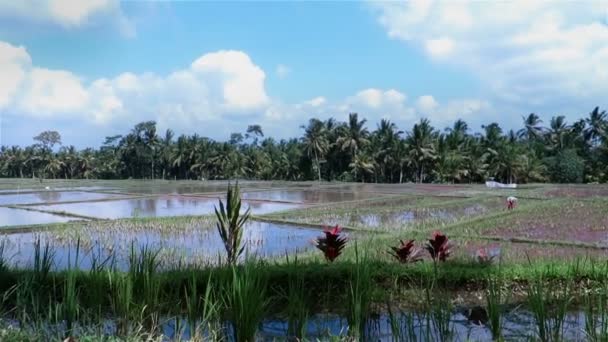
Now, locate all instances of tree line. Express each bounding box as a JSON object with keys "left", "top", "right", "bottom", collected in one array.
[{"left": 2, "top": 107, "right": 607, "bottom": 184}]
